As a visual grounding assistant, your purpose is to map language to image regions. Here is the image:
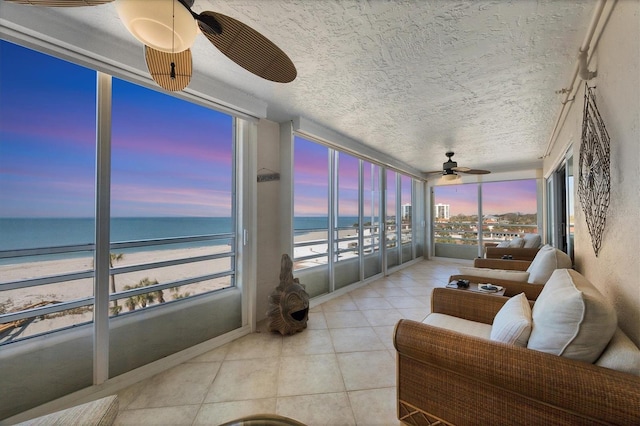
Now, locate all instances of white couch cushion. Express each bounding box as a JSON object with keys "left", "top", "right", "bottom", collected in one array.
[
  {"left": 490, "top": 293, "right": 532, "bottom": 347},
  {"left": 459, "top": 266, "right": 530, "bottom": 282},
  {"left": 496, "top": 240, "right": 510, "bottom": 248},
  {"left": 508, "top": 237, "right": 525, "bottom": 248},
  {"left": 423, "top": 313, "right": 492, "bottom": 340},
  {"left": 527, "top": 269, "right": 617, "bottom": 363},
  {"left": 523, "top": 233, "right": 542, "bottom": 249},
  {"left": 595, "top": 328, "right": 640, "bottom": 376},
  {"left": 526, "top": 244, "right": 572, "bottom": 284}
]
